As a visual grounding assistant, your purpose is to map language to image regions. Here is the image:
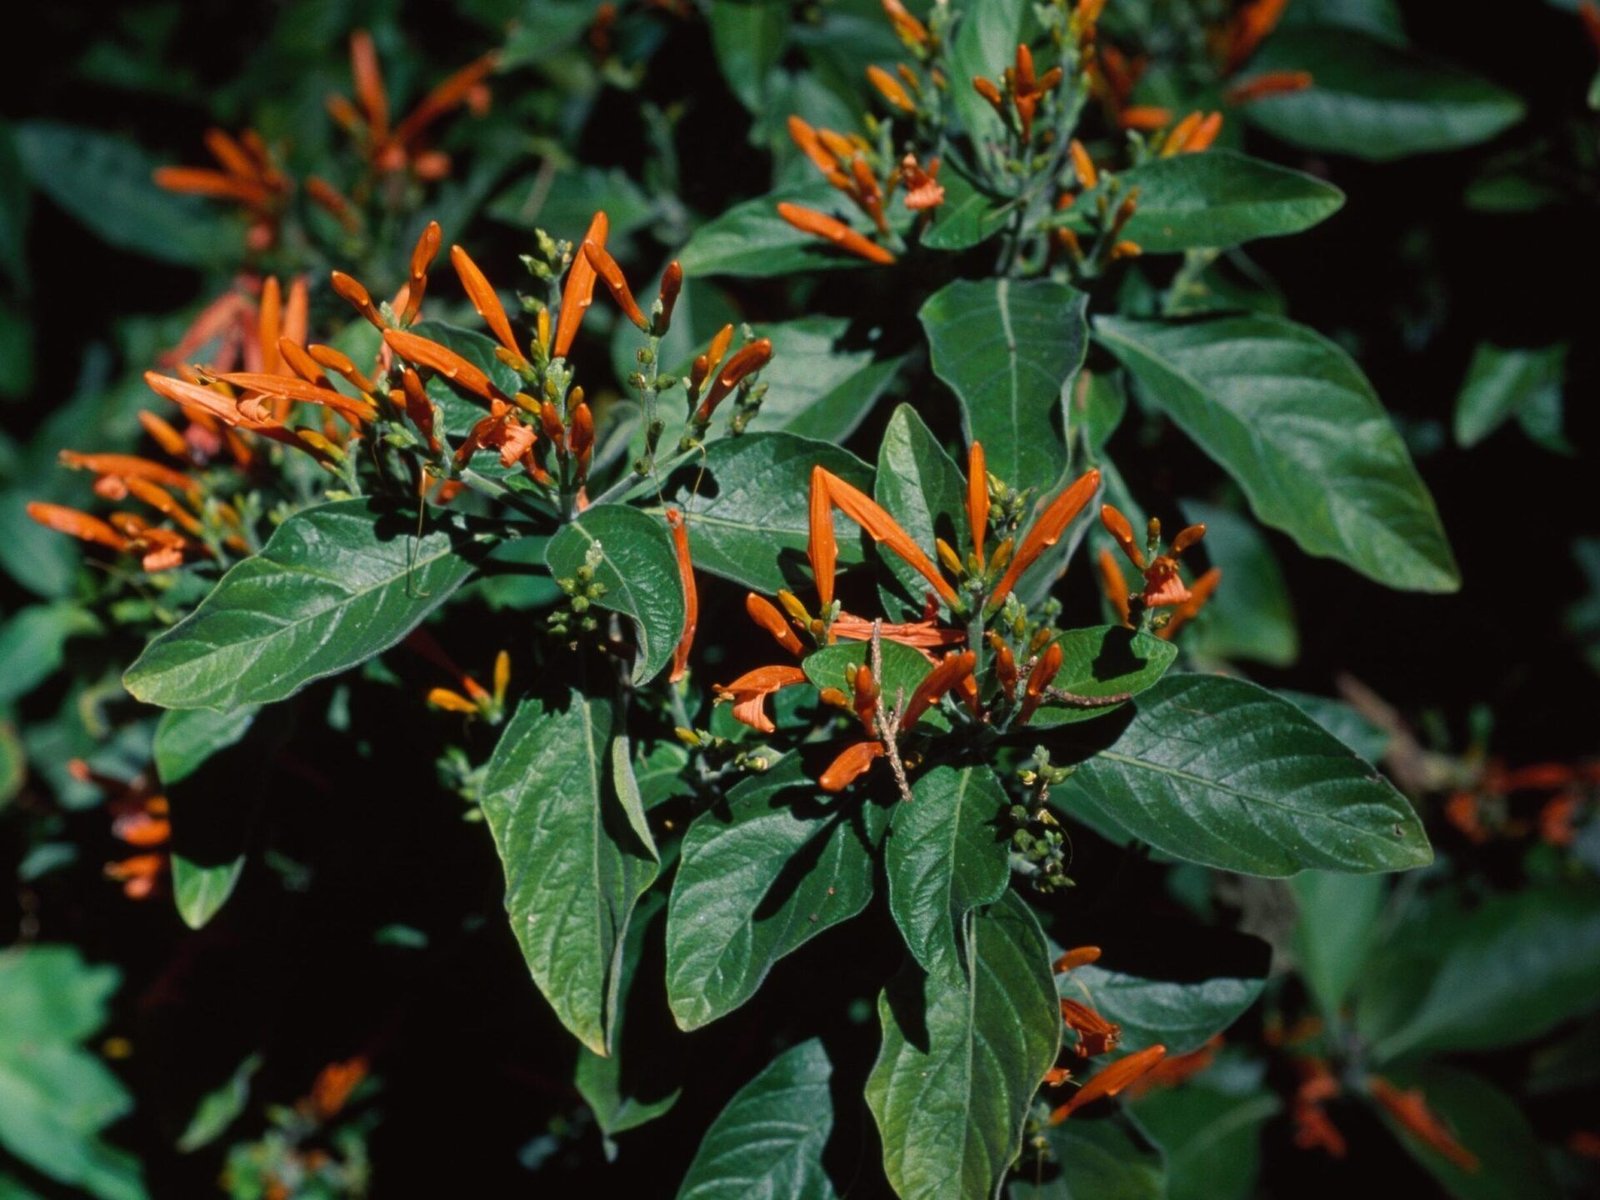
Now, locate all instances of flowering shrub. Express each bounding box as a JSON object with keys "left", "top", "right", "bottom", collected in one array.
[{"left": 2, "top": 2, "right": 1598, "bottom": 1198}]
